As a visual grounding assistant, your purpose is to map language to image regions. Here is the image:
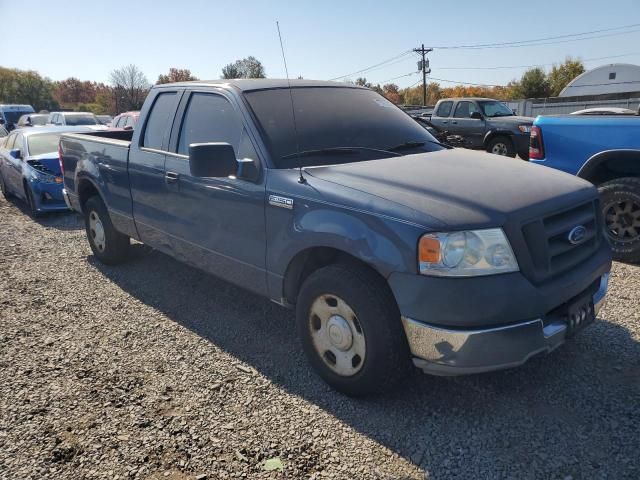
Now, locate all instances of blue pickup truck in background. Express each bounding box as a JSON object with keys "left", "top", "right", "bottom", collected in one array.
[{"left": 530, "top": 115, "right": 640, "bottom": 262}]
